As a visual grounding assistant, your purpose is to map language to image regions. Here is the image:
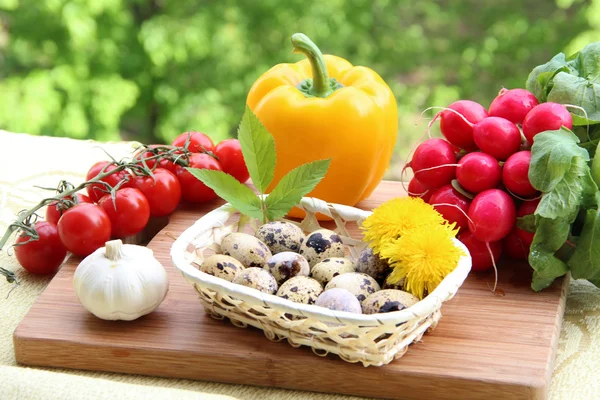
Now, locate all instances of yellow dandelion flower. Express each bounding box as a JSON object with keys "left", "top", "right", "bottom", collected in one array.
[
  {"left": 361, "top": 197, "right": 445, "bottom": 254},
  {"left": 380, "top": 223, "right": 463, "bottom": 300}
]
